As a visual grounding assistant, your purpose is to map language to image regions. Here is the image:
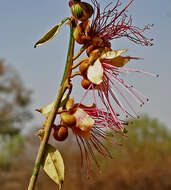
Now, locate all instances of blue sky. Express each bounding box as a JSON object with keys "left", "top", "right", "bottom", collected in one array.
[{"left": 0, "top": 0, "right": 171, "bottom": 129}]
